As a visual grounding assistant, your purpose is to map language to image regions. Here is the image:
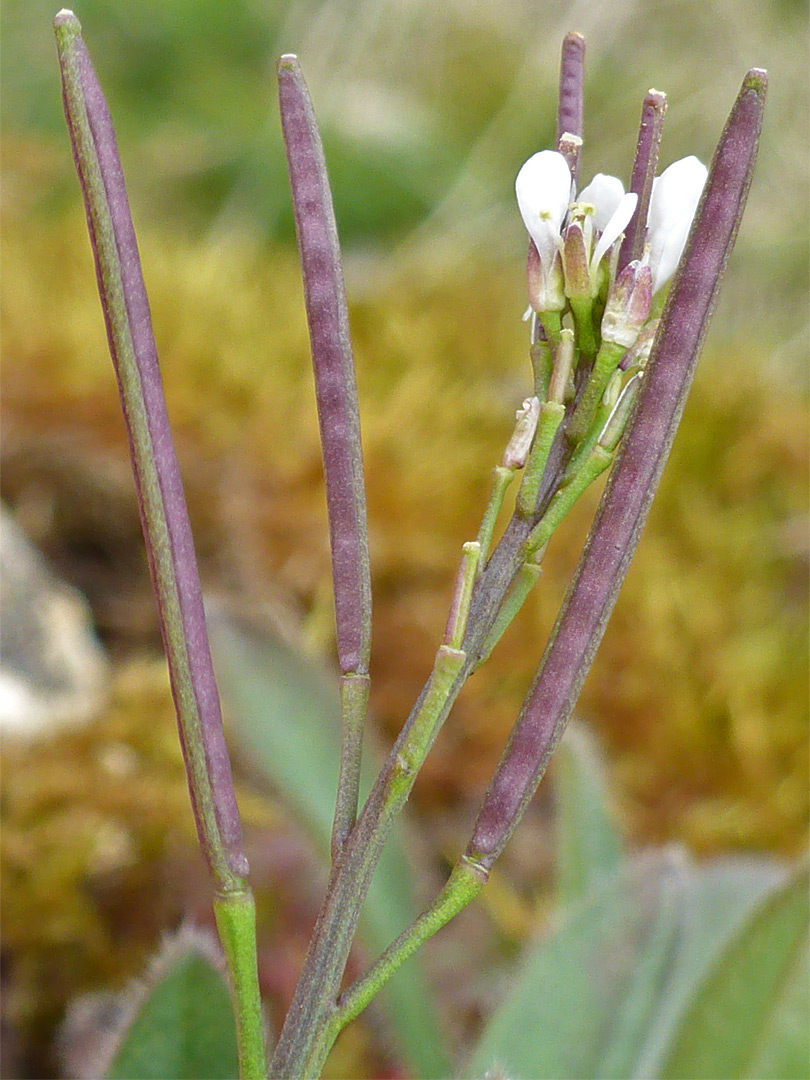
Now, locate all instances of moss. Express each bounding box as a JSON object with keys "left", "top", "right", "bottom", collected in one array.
[{"left": 1, "top": 657, "right": 279, "bottom": 1073}]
